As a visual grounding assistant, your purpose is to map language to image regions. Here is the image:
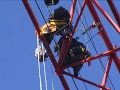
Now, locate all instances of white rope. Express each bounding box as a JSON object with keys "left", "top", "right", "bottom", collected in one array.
[
  {"left": 36, "top": 35, "right": 43, "bottom": 90},
  {"left": 41, "top": 42, "right": 48, "bottom": 90},
  {"left": 51, "top": 62, "right": 54, "bottom": 90}
]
